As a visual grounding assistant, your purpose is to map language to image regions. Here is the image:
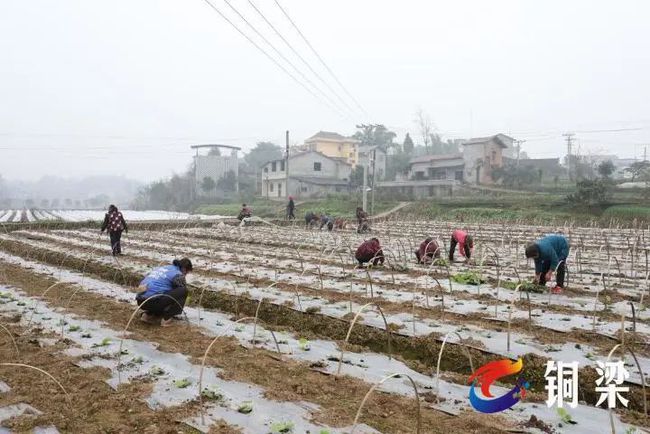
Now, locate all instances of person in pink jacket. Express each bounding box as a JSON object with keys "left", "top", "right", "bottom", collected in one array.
[{"left": 449, "top": 229, "right": 474, "bottom": 263}]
